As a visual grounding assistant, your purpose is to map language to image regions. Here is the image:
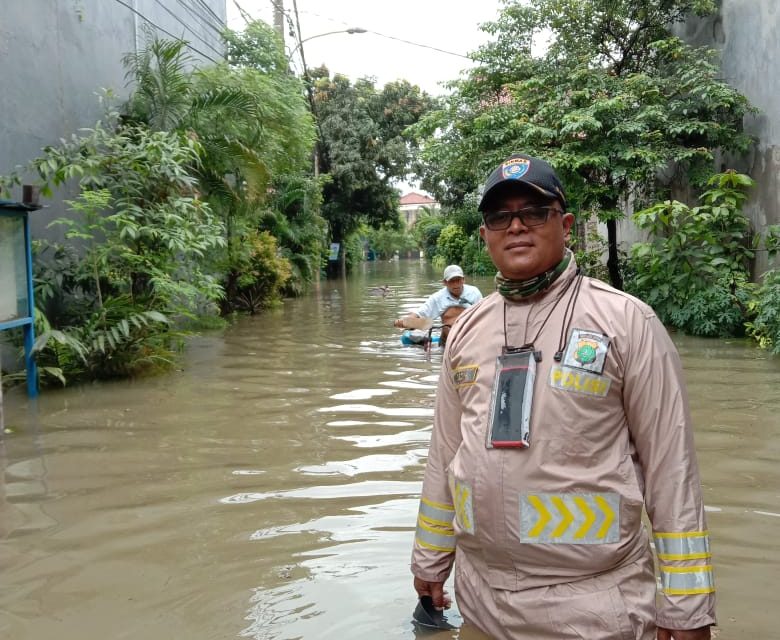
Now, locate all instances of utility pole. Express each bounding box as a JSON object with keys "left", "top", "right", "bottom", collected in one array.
[
  {"left": 290, "top": 0, "right": 319, "bottom": 178},
  {"left": 273, "top": 0, "right": 285, "bottom": 44}
]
